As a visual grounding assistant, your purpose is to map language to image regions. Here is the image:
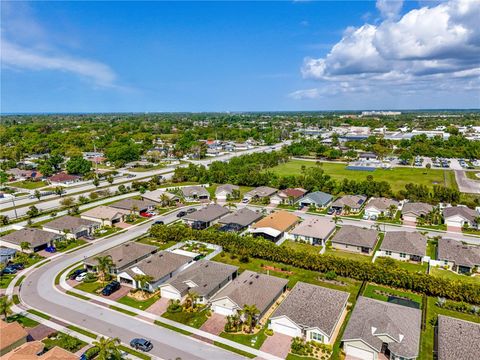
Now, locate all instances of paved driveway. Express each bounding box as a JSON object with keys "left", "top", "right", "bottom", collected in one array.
[
  {"left": 100, "top": 285, "right": 130, "bottom": 301},
  {"left": 200, "top": 313, "right": 227, "bottom": 335},
  {"left": 260, "top": 333, "right": 292, "bottom": 359},
  {"left": 146, "top": 297, "right": 169, "bottom": 315},
  {"left": 28, "top": 324, "right": 56, "bottom": 340}
]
